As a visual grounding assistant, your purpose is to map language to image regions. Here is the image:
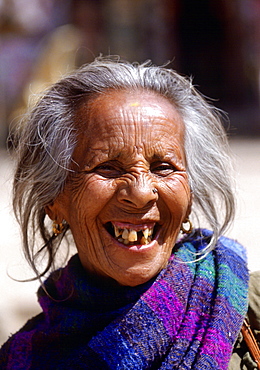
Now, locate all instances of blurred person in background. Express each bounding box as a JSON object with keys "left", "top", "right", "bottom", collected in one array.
[
  {"left": 7, "top": 0, "right": 105, "bottom": 127},
  {"left": 0, "top": 0, "right": 68, "bottom": 146},
  {"left": 0, "top": 0, "right": 104, "bottom": 146}
]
